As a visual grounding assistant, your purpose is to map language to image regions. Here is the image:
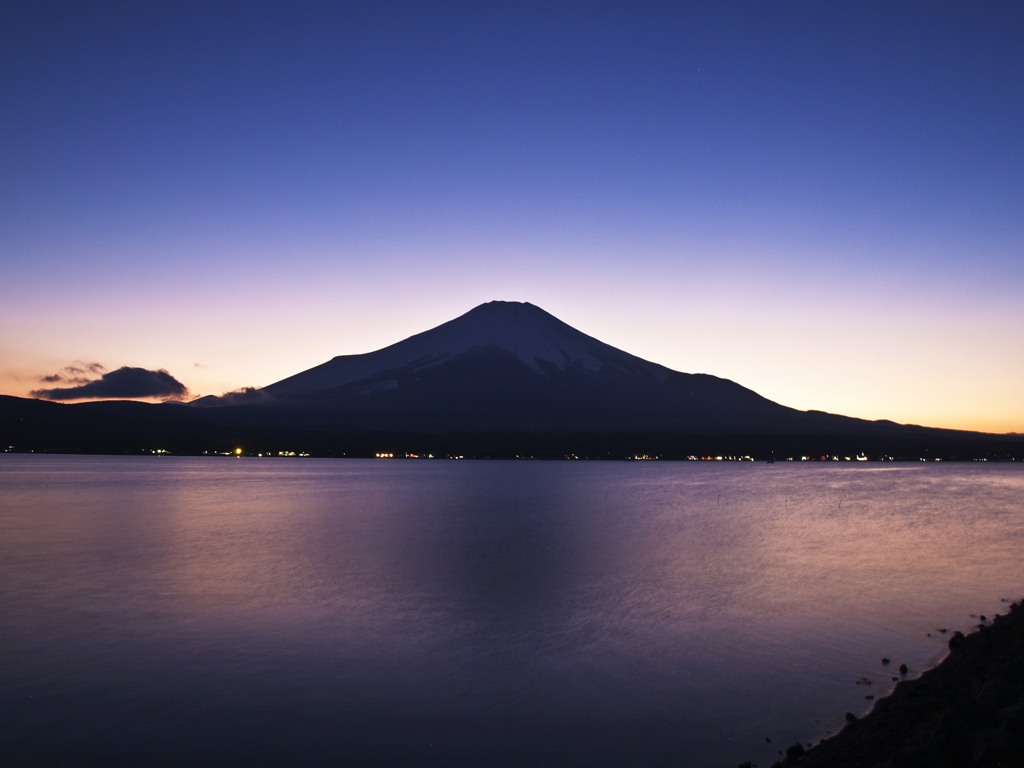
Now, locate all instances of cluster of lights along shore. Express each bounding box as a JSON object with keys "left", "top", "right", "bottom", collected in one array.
[
  {"left": 0, "top": 447, "right": 1008, "bottom": 460},
  {"left": 122, "top": 449, "right": 1000, "bottom": 462}
]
